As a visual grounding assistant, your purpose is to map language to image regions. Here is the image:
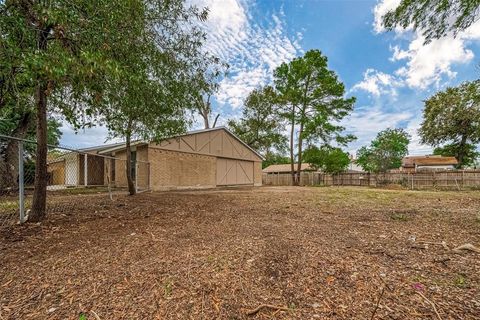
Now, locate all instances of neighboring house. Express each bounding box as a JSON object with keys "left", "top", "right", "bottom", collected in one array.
[
  {"left": 262, "top": 163, "right": 315, "bottom": 174},
  {"left": 47, "top": 127, "right": 263, "bottom": 190},
  {"left": 401, "top": 155, "right": 458, "bottom": 172},
  {"left": 348, "top": 155, "right": 364, "bottom": 173}
]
